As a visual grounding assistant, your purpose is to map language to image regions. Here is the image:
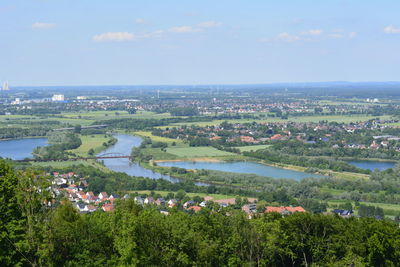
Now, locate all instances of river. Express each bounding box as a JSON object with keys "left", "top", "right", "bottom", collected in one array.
[
  {"left": 98, "top": 134, "right": 180, "bottom": 183},
  {"left": 4, "top": 135, "right": 393, "bottom": 182}
]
